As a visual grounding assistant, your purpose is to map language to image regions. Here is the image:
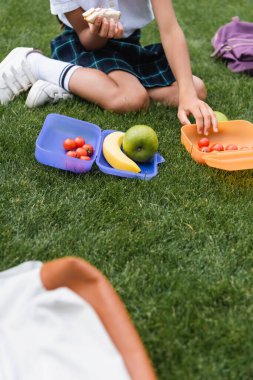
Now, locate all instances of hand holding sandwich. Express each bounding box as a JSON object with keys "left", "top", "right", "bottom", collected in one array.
[
  {"left": 88, "top": 16, "right": 124, "bottom": 39},
  {"left": 83, "top": 8, "right": 123, "bottom": 41},
  {"left": 65, "top": 7, "right": 124, "bottom": 51}
]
